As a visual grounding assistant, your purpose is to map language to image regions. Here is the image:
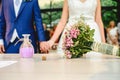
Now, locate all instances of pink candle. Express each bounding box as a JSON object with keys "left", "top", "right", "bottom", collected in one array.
[{"left": 20, "top": 47, "right": 34, "bottom": 58}]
